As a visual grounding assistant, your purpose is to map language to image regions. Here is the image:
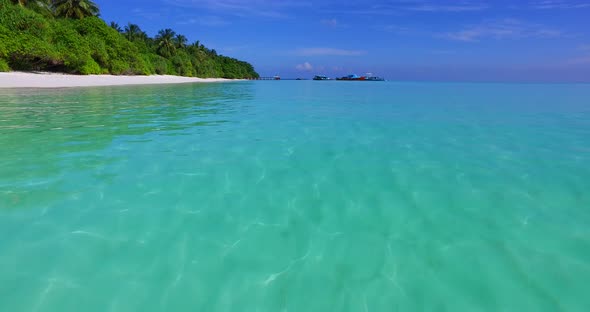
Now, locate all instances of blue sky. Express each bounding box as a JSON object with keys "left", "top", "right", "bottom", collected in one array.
[{"left": 99, "top": 0, "right": 590, "bottom": 82}]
